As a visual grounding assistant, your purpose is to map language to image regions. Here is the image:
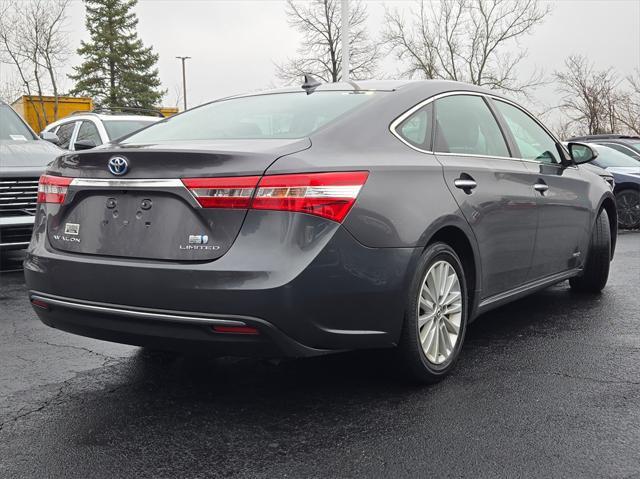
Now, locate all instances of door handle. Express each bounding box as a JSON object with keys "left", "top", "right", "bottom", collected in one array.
[
  {"left": 454, "top": 178, "right": 477, "bottom": 190},
  {"left": 534, "top": 183, "right": 548, "bottom": 193}
]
